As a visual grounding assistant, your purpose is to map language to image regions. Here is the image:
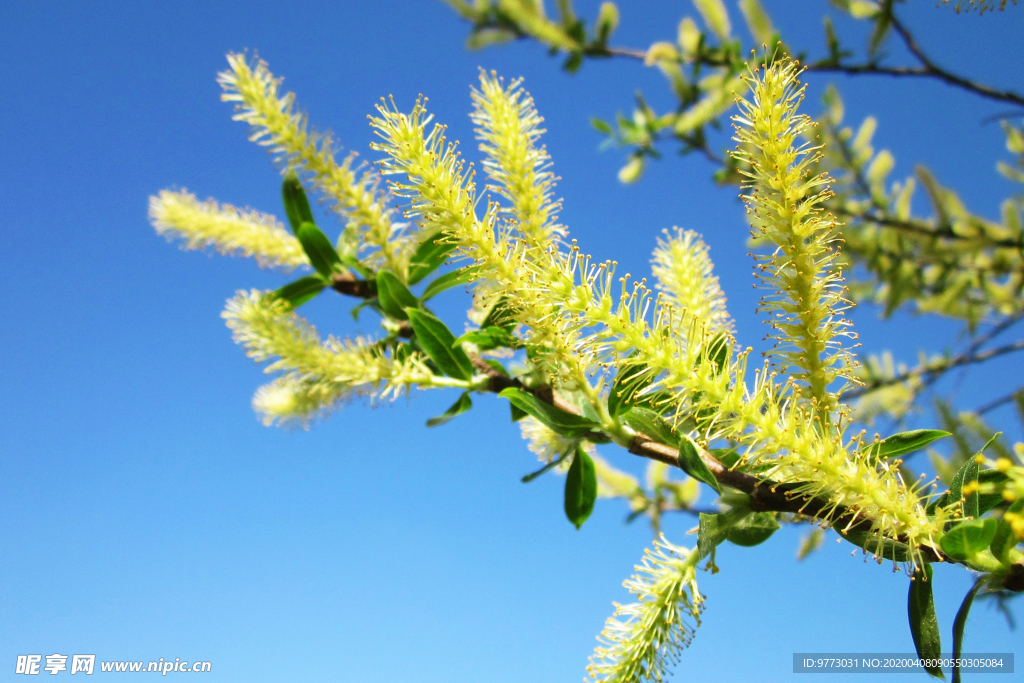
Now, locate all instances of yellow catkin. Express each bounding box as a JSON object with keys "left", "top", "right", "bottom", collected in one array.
[
  {"left": 218, "top": 53, "right": 412, "bottom": 277},
  {"left": 150, "top": 190, "right": 306, "bottom": 270}
]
